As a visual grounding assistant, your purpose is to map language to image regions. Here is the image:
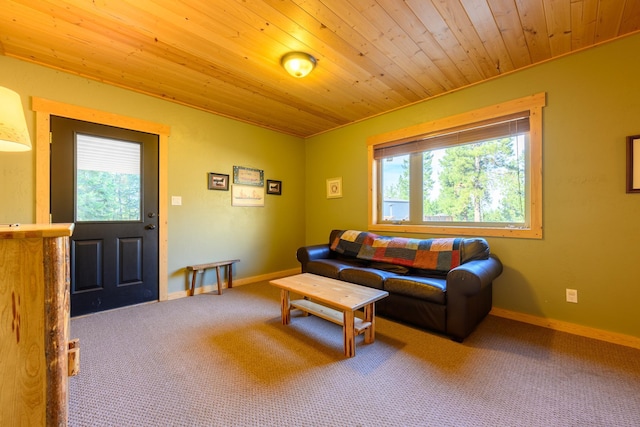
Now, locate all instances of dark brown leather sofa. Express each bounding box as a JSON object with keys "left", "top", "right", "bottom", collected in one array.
[{"left": 296, "top": 230, "right": 503, "bottom": 342}]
